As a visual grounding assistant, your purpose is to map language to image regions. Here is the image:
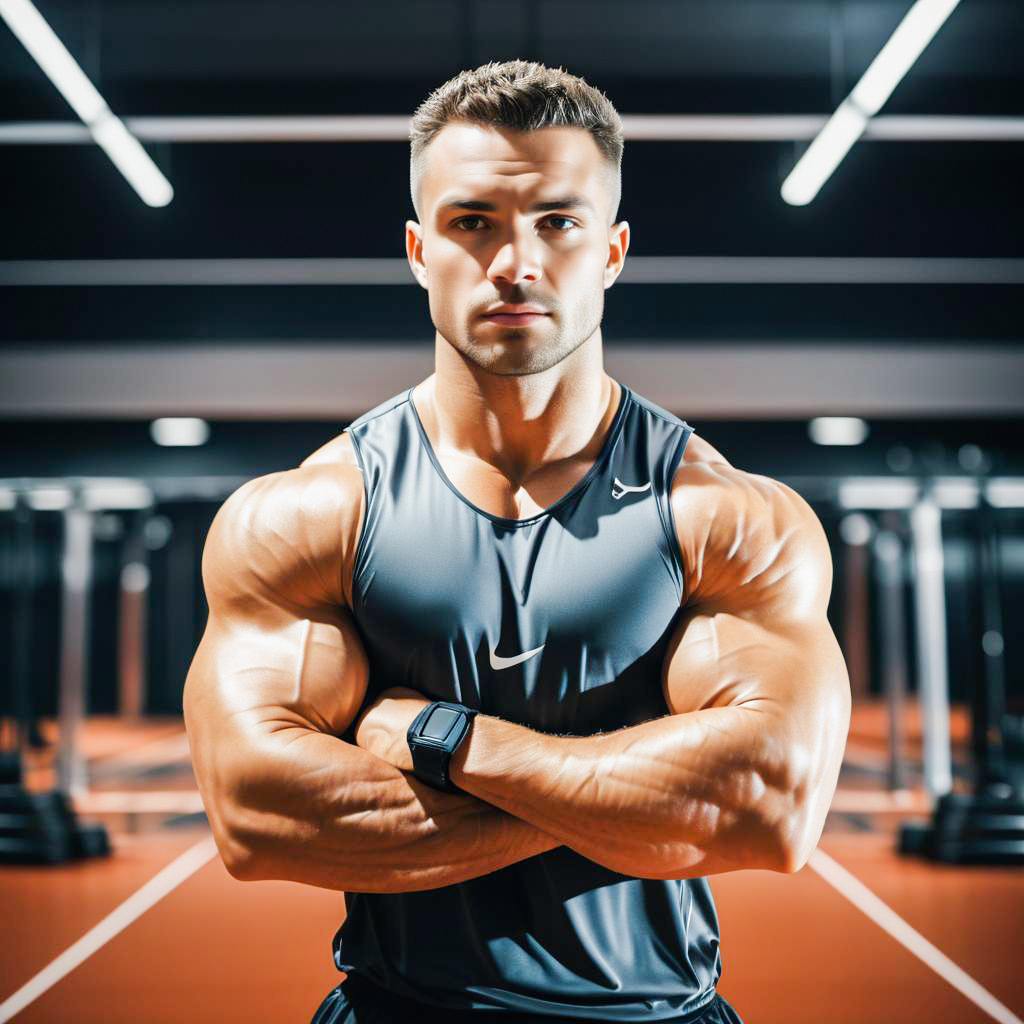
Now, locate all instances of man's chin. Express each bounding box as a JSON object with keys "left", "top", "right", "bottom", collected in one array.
[
  {"left": 445, "top": 327, "right": 586, "bottom": 377},
  {"left": 472, "top": 347, "right": 568, "bottom": 377}
]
